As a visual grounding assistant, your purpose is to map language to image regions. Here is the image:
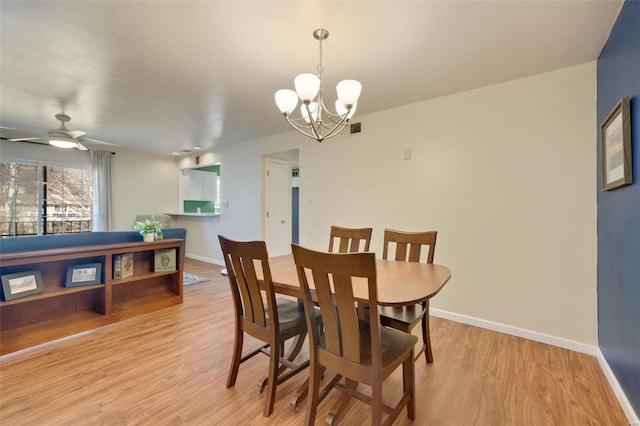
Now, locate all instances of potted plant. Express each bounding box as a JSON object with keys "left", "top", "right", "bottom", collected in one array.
[{"left": 134, "top": 217, "right": 164, "bottom": 242}]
